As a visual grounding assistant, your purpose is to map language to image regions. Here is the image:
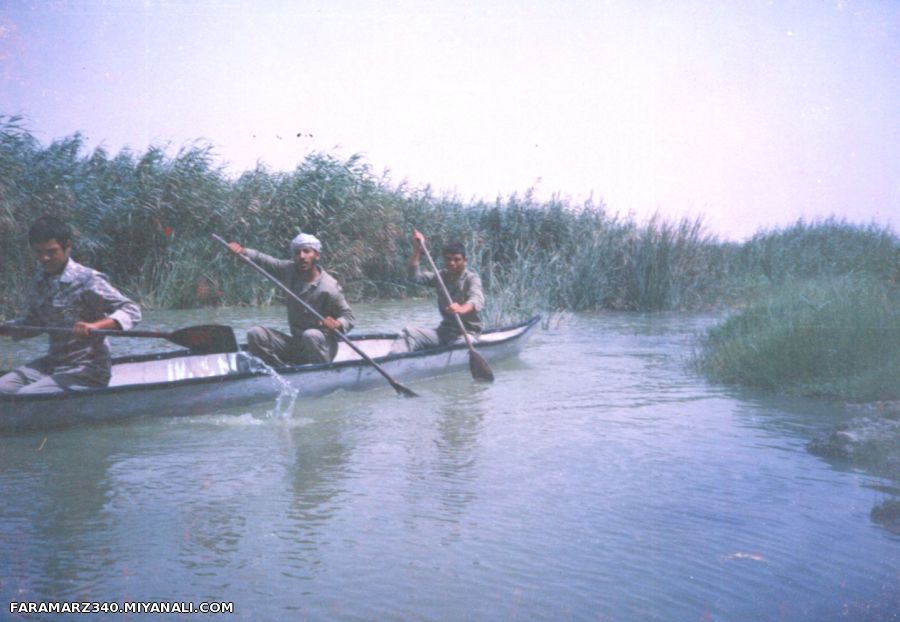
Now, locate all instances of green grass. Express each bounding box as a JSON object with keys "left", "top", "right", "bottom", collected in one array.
[
  {"left": 694, "top": 275, "right": 900, "bottom": 401},
  {"left": 738, "top": 217, "right": 898, "bottom": 284}
]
